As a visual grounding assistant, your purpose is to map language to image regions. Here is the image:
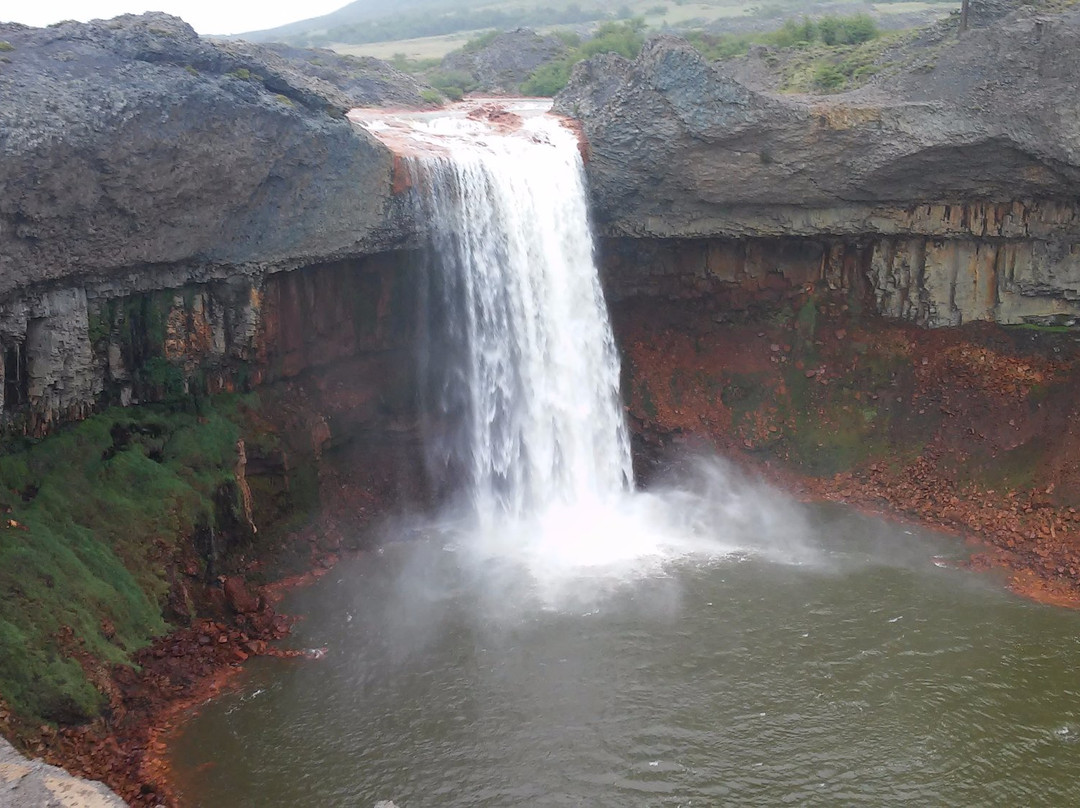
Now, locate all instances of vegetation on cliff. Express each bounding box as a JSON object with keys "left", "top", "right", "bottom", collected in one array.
[
  {"left": 0, "top": 400, "right": 252, "bottom": 723},
  {"left": 521, "top": 20, "right": 647, "bottom": 95}
]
